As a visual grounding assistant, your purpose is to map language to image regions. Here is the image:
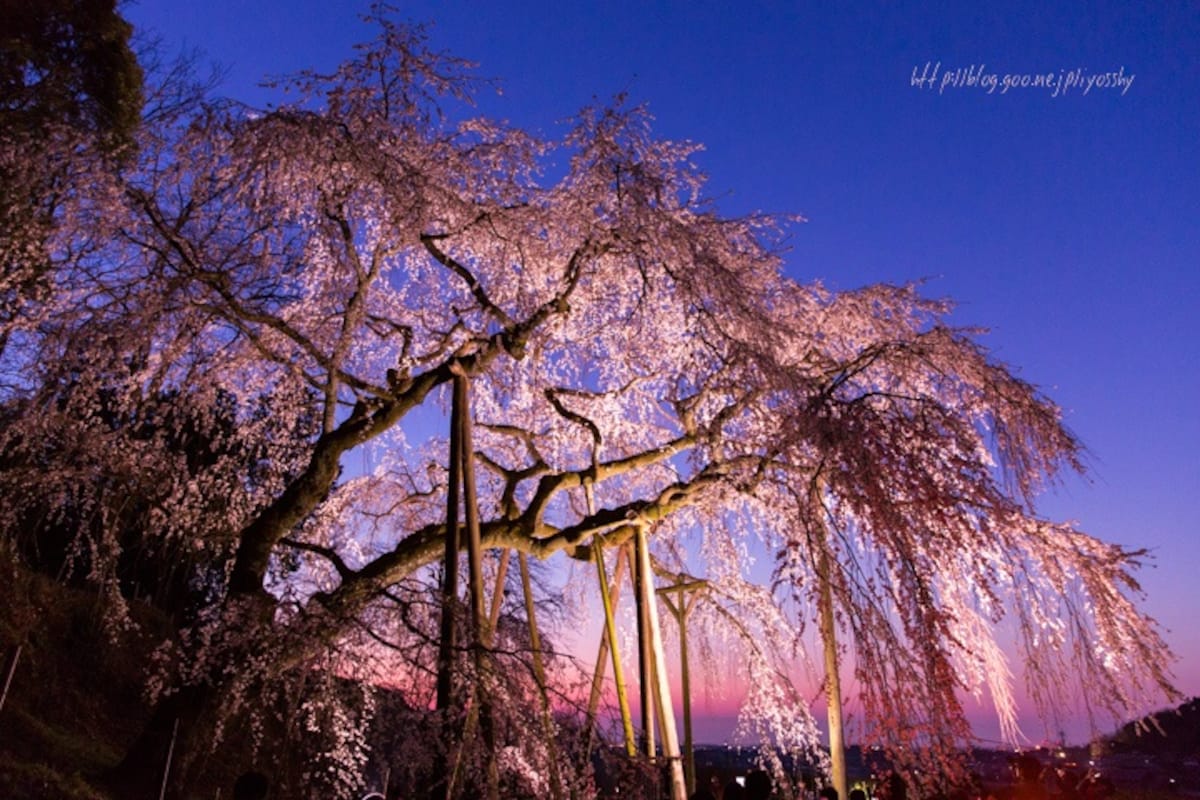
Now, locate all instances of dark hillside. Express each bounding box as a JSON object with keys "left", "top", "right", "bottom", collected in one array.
[
  {"left": 0, "top": 560, "right": 432, "bottom": 799},
  {"left": 0, "top": 563, "right": 159, "bottom": 799},
  {"left": 1106, "top": 696, "right": 1200, "bottom": 756}
]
